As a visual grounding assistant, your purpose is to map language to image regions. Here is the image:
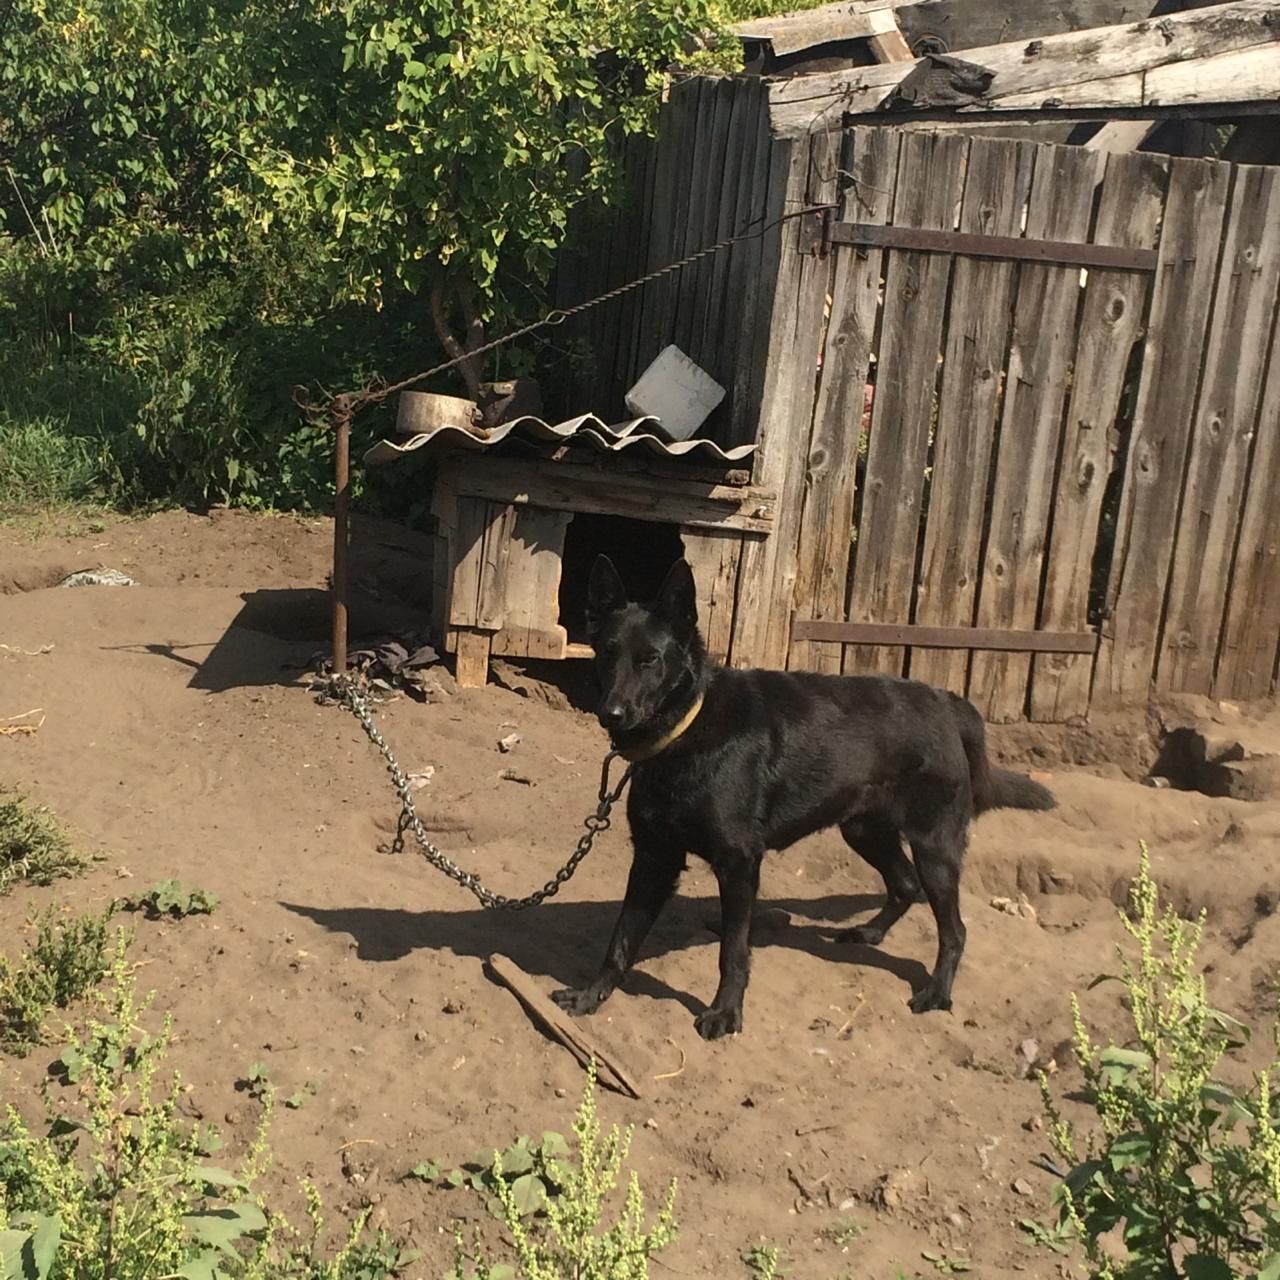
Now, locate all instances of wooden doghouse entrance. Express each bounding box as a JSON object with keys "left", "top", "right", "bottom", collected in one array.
[{"left": 430, "top": 452, "right": 772, "bottom": 686}]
